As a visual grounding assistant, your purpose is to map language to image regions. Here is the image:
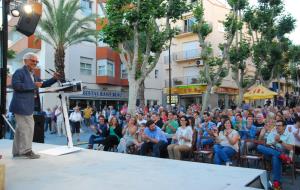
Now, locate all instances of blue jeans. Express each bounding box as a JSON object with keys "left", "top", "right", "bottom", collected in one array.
[
  {"left": 197, "top": 137, "right": 214, "bottom": 150},
  {"left": 257, "top": 145, "right": 282, "bottom": 182},
  {"left": 88, "top": 134, "right": 105, "bottom": 149},
  {"left": 213, "top": 144, "right": 236, "bottom": 165},
  {"left": 140, "top": 141, "right": 168, "bottom": 157},
  {"left": 44, "top": 117, "right": 52, "bottom": 132}
]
